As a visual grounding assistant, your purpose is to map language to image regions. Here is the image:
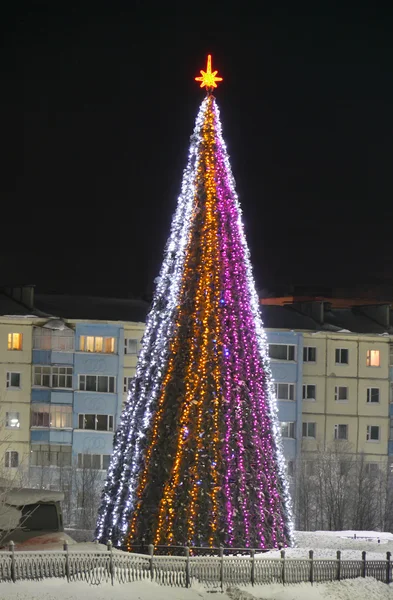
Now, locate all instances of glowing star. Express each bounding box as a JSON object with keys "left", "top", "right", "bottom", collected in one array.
[{"left": 195, "top": 55, "right": 223, "bottom": 89}]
